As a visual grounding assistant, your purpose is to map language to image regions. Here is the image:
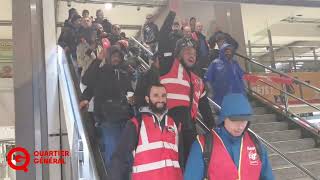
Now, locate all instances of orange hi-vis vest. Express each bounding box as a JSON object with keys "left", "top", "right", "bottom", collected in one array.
[
  {"left": 131, "top": 113, "right": 183, "bottom": 180},
  {"left": 160, "top": 59, "right": 205, "bottom": 119},
  {"left": 198, "top": 130, "right": 262, "bottom": 180}
]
